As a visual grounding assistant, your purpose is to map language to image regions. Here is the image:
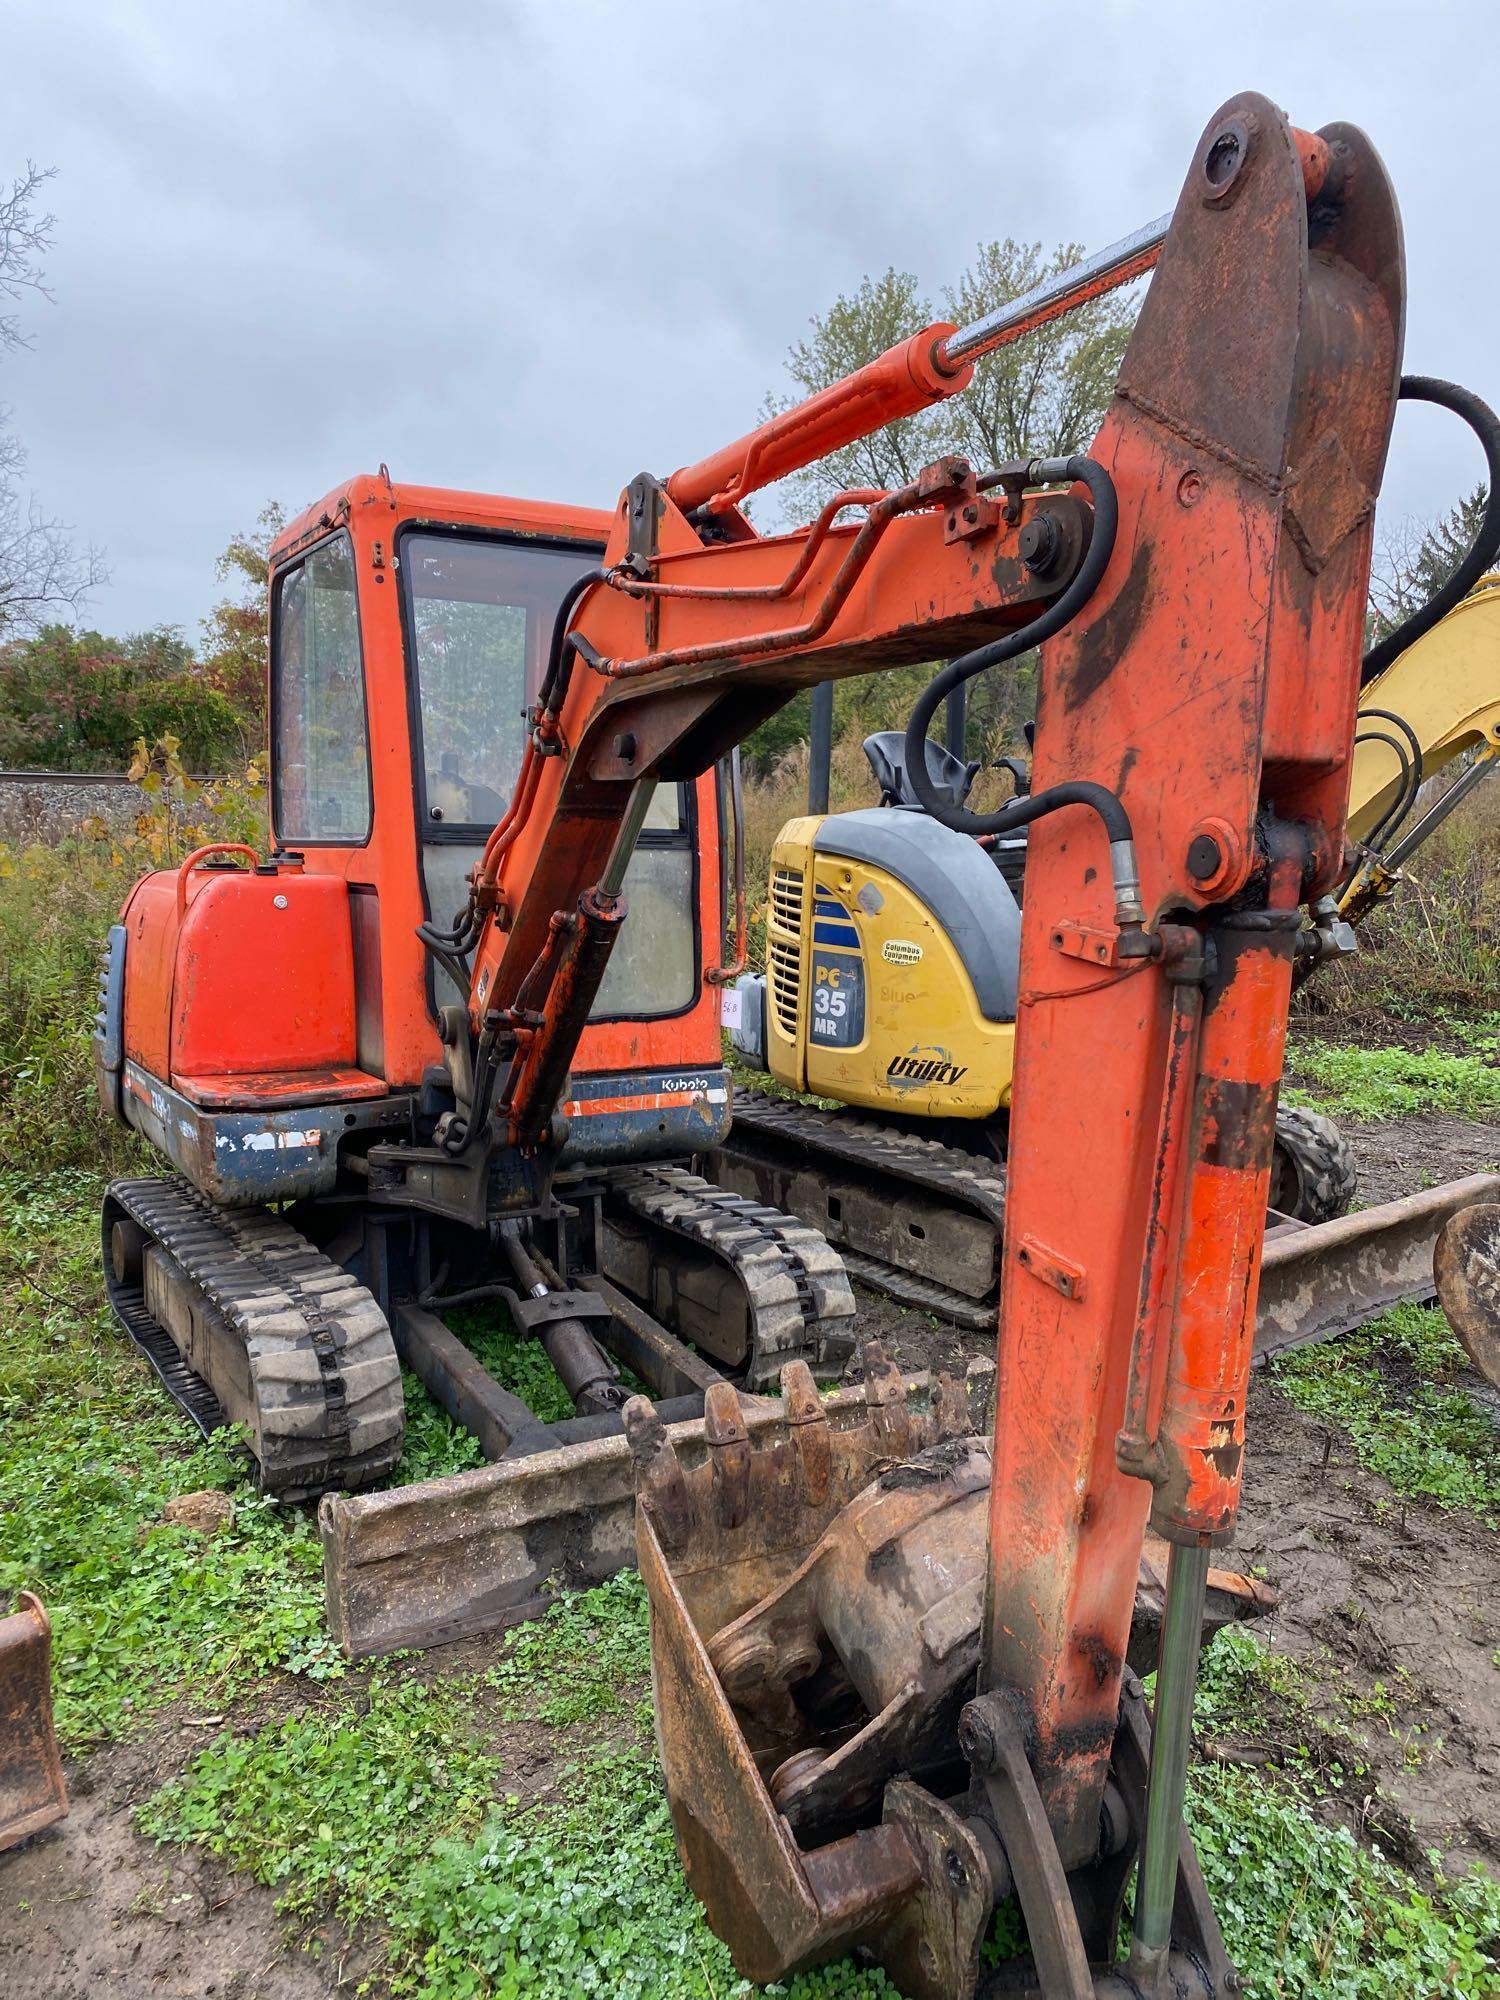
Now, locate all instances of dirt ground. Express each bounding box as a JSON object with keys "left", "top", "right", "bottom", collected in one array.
[
  {"left": 3, "top": 1109, "right": 1497, "bottom": 1998},
  {"left": 1337, "top": 1111, "right": 1499, "bottom": 1207},
  {"left": 0, "top": 1736, "right": 351, "bottom": 1999}
]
